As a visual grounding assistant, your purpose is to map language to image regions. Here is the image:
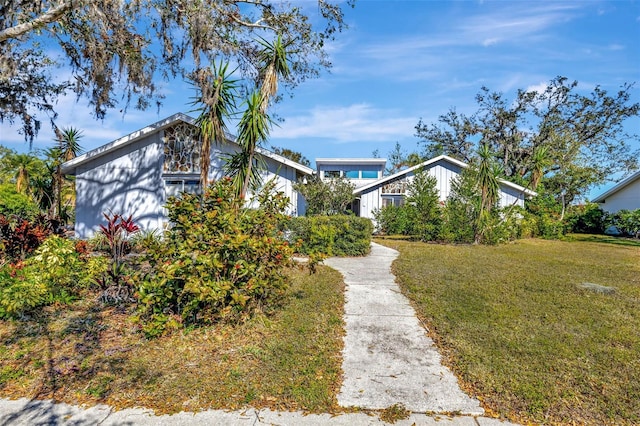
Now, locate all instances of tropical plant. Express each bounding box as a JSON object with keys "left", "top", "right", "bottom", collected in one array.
[
  {"left": 95, "top": 212, "right": 139, "bottom": 303},
  {"left": 190, "top": 62, "right": 238, "bottom": 187}
]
